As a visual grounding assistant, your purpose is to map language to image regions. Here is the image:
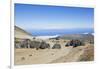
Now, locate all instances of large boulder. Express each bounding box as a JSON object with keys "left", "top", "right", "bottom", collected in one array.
[
  {"left": 40, "top": 41, "right": 50, "bottom": 49},
  {"left": 15, "top": 38, "right": 21, "bottom": 48},
  {"left": 30, "top": 41, "right": 41, "bottom": 50},
  {"left": 52, "top": 44, "right": 61, "bottom": 49},
  {"left": 15, "top": 39, "right": 51, "bottom": 50},
  {"left": 65, "top": 40, "right": 85, "bottom": 47},
  {"left": 30, "top": 41, "right": 50, "bottom": 50},
  {"left": 15, "top": 42, "right": 21, "bottom": 48},
  {"left": 20, "top": 39, "right": 31, "bottom": 48}
]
